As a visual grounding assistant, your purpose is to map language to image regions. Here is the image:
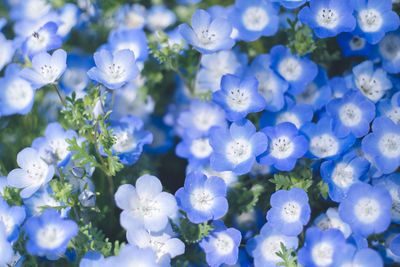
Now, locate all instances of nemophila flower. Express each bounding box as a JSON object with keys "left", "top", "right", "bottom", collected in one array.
[
  {"left": 229, "top": 0, "right": 279, "bottom": 42},
  {"left": 352, "top": 60, "right": 392, "bottom": 102},
  {"left": 336, "top": 244, "right": 384, "bottom": 267},
  {"left": 0, "top": 64, "right": 35, "bottom": 116},
  {"left": 266, "top": 187, "right": 311, "bottom": 236},
  {"left": 177, "top": 99, "right": 226, "bottom": 139},
  {"left": 198, "top": 50, "right": 247, "bottom": 92},
  {"left": 106, "top": 115, "right": 153, "bottom": 165},
  {"left": 372, "top": 173, "right": 400, "bottom": 223},
  {"left": 175, "top": 171, "right": 228, "bottom": 223},
  {"left": 362, "top": 116, "right": 400, "bottom": 174},
  {"left": 24, "top": 209, "right": 78, "bottom": 260},
  {"left": 301, "top": 116, "right": 355, "bottom": 160},
  {"left": 7, "top": 147, "right": 54, "bottom": 198},
  {"left": 246, "top": 54, "right": 289, "bottom": 112},
  {"left": 257, "top": 122, "right": 308, "bottom": 171},
  {"left": 79, "top": 251, "right": 105, "bottom": 267},
  {"left": 390, "top": 234, "right": 400, "bottom": 256},
  {"left": 313, "top": 207, "right": 352, "bottom": 238},
  {"left": 339, "top": 183, "right": 392, "bottom": 237},
  {"left": 260, "top": 100, "right": 314, "bottom": 129},
  {"left": 19, "top": 49, "right": 67, "bottom": 89},
  {"left": 0, "top": 33, "right": 15, "bottom": 71},
  {"left": 176, "top": 135, "right": 213, "bottom": 168},
  {"left": 199, "top": 220, "right": 241, "bottom": 267},
  {"left": 0, "top": 197, "right": 26, "bottom": 242},
  {"left": 212, "top": 74, "right": 266, "bottom": 121},
  {"left": 246, "top": 223, "right": 298, "bottom": 267},
  {"left": 195, "top": 164, "right": 238, "bottom": 187},
  {"left": 337, "top": 33, "right": 372, "bottom": 57},
  {"left": 114, "top": 174, "right": 177, "bottom": 231},
  {"left": 352, "top": 0, "right": 400, "bottom": 44},
  {"left": 178, "top": 9, "right": 234, "bottom": 54},
  {"left": 0, "top": 177, "right": 6, "bottom": 195},
  {"left": 21, "top": 22, "right": 62, "bottom": 59},
  {"left": 60, "top": 54, "right": 93, "bottom": 94},
  {"left": 270, "top": 45, "right": 318, "bottom": 95},
  {"left": 271, "top": 0, "right": 308, "bottom": 9},
  {"left": 329, "top": 76, "right": 349, "bottom": 98},
  {"left": 377, "top": 92, "right": 400, "bottom": 124},
  {"left": 298, "top": 227, "right": 346, "bottom": 267},
  {"left": 298, "top": 0, "right": 356, "bottom": 38},
  {"left": 32, "top": 122, "right": 77, "bottom": 166},
  {"left": 114, "top": 4, "right": 146, "bottom": 30},
  {"left": 23, "top": 186, "right": 68, "bottom": 217},
  {"left": 327, "top": 90, "right": 375, "bottom": 138},
  {"left": 321, "top": 151, "right": 370, "bottom": 202},
  {"left": 294, "top": 67, "right": 331, "bottom": 111},
  {"left": 10, "top": 0, "right": 51, "bottom": 21},
  {"left": 104, "top": 245, "right": 158, "bottom": 266},
  {"left": 87, "top": 49, "right": 139, "bottom": 90},
  {"left": 377, "top": 31, "right": 400, "bottom": 74},
  {"left": 126, "top": 228, "right": 184, "bottom": 265},
  {"left": 105, "top": 29, "right": 148, "bottom": 62},
  {"left": 146, "top": 5, "right": 176, "bottom": 32},
  {"left": 57, "top": 3, "right": 79, "bottom": 38},
  {"left": 0, "top": 223, "right": 13, "bottom": 266},
  {"left": 209, "top": 119, "right": 268, "bottom": 175}
]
